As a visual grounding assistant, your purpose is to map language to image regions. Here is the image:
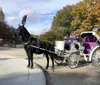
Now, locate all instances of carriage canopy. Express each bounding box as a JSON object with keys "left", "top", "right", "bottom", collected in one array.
[{"left": 80, "top": 31, "right": 100, "bottom": 41}]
